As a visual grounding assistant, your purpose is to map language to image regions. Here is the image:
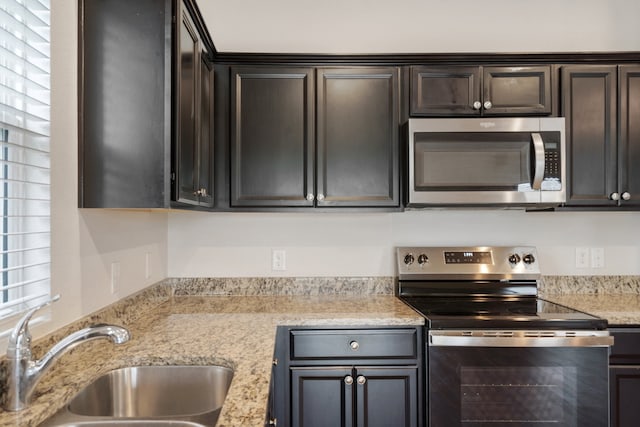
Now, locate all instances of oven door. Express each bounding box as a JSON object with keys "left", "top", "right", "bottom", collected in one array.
[
  {"left": 427, "top": 331, "right": 612, "bottom": 427},
  {"left": 407, "top": 118, "right": 565, "bottom": 206}
]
